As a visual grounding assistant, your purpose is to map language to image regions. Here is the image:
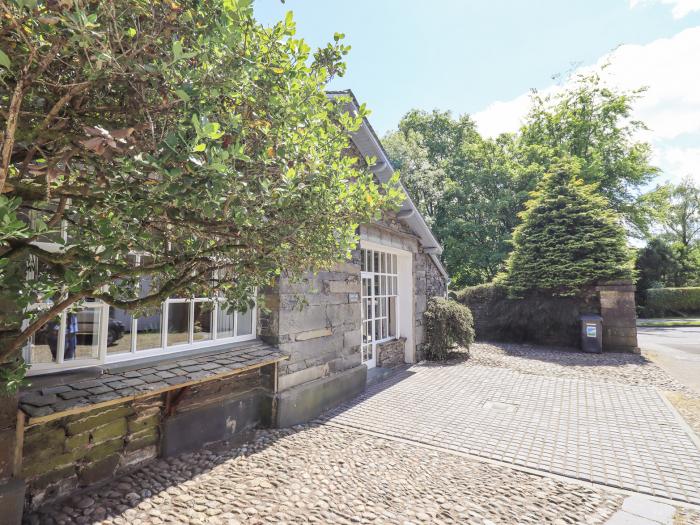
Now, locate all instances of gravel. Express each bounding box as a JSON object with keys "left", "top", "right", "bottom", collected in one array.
[{"left": 464, "top": 342, "right": 698, "bottom": 395}]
